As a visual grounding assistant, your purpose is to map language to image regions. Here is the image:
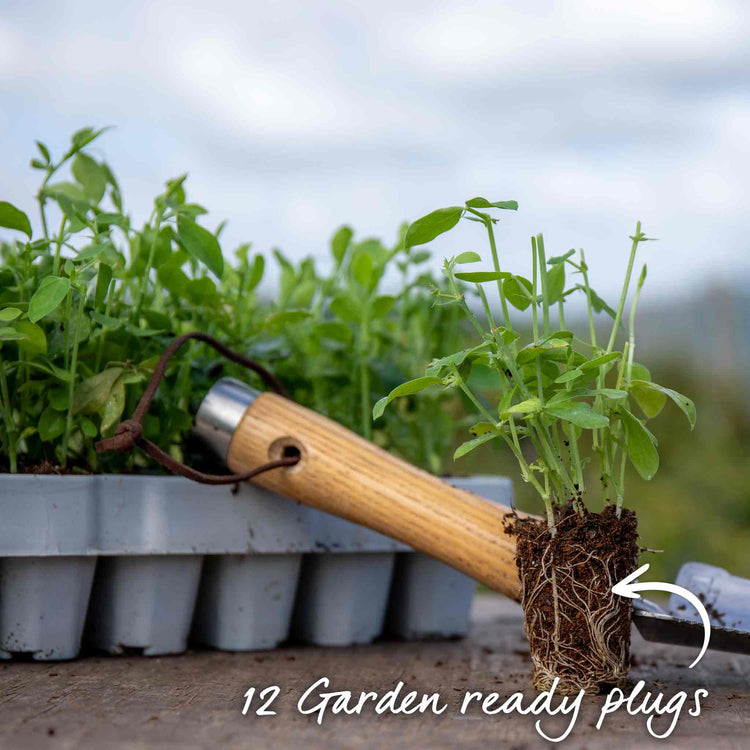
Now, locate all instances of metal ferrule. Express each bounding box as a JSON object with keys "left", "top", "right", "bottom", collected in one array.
[{"left": 193, "top": 378, "right": 260, "bottom": 464}]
